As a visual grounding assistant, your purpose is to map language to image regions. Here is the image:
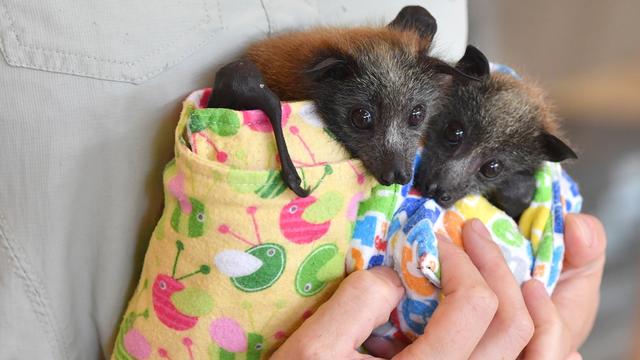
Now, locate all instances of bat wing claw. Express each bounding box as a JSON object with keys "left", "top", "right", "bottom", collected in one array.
[{"left": 209, "top": 59, "right": 310, "bottom": 197}]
